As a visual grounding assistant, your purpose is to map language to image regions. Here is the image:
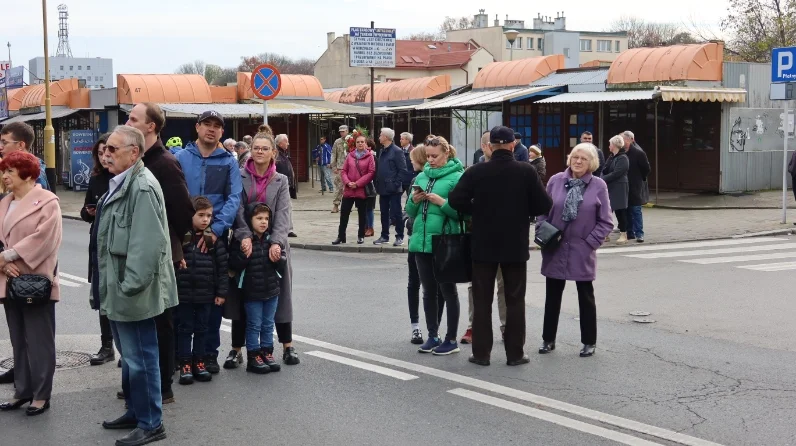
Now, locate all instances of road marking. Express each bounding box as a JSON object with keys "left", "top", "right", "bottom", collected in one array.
[
  {"left": 681, "top": 252, "right": 796, "bottom": 264},
  {"left": 59, "top": 272, "right": 90, "bottom": 284},
  {"left": 737, "top": 261, "right": 796, "bottom": 272},
  {"left": 306, "top": 351, "right": 418, "bottom": 381},
  {"left": 598, "top": 237, "right": 786, "bottom": 255},
  {"left": 292, "top": 335, "right": 723, "bottom": 446},
  {"left": 626, "top": 243, "right": 796, "bottom": 259},
  {"left": 59, "top": 279, "right": 81, "bottom": 287},
  {"left": 449, "top": 388, "right": 664, "bottom": 446}
]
